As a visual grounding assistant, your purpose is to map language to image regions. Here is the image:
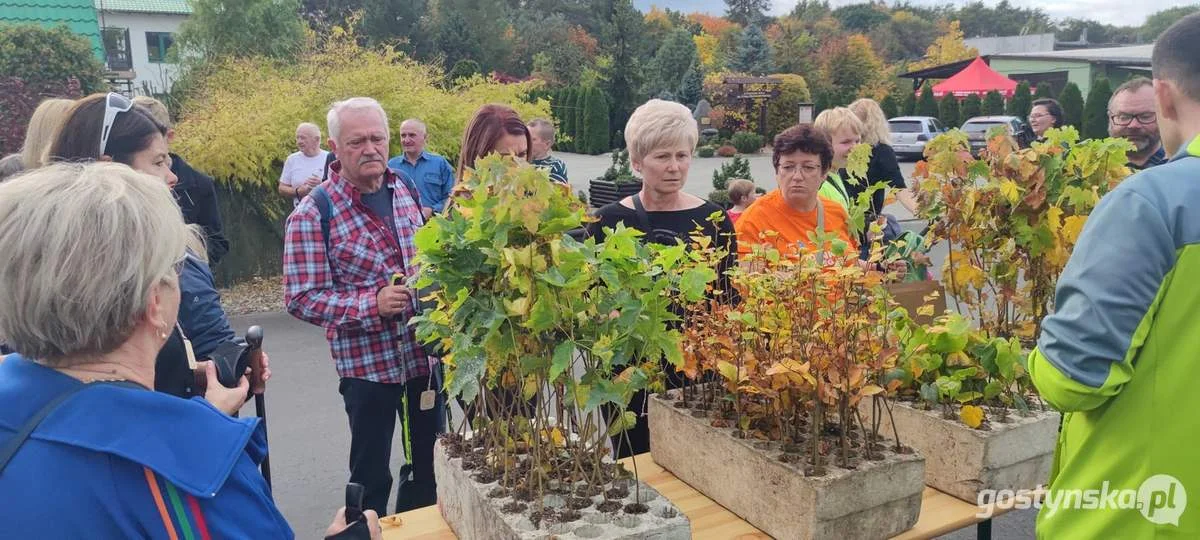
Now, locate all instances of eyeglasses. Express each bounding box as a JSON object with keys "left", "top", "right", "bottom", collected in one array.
[
  {"left": 1028, "top": 112, "right": 1050, "bottom": 121},
  {"left": 1109, "top": 112, "right": 1157, "bottom": 126},
  {"left": 779, "top": 163, "right": 824, "bottom": 176},
  {"left": 99, "top": 92, "right": 133, "bottom": 156}
]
